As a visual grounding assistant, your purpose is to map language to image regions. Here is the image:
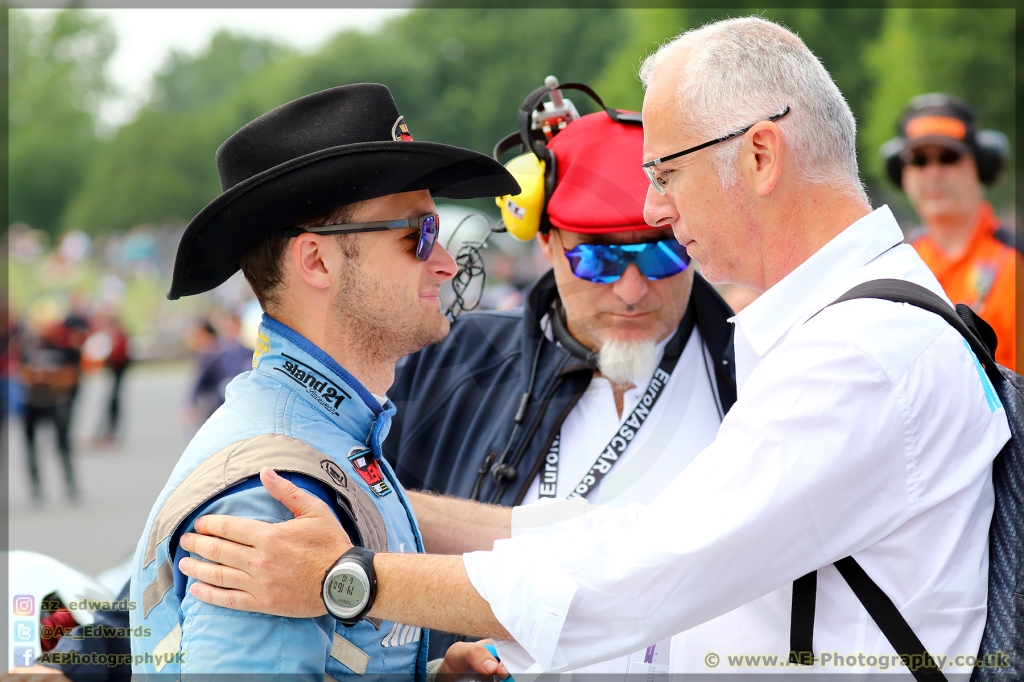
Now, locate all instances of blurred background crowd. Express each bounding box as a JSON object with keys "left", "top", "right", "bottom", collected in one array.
[{"left": 5, "top": 7, "right": 1017, "bottom": 574}]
